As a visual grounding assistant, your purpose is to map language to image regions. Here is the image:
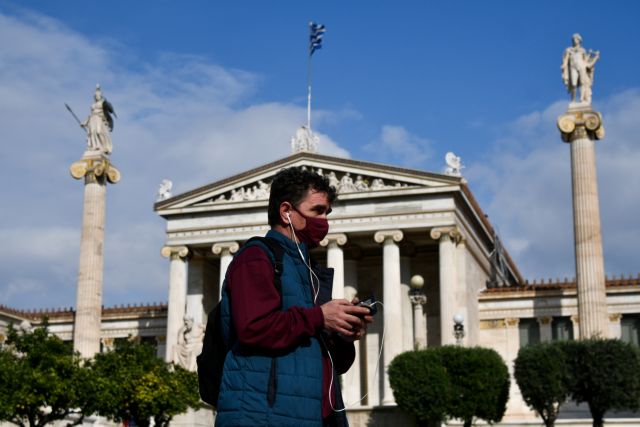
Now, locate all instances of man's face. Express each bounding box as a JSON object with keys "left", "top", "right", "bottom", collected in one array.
[{"left": 290, "top": 189, "right": 331, "bottom": 230}]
